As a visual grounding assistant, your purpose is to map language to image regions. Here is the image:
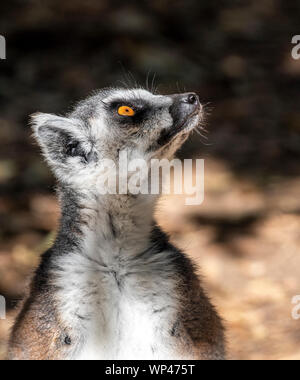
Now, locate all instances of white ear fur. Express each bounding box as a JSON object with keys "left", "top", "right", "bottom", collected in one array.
[
  {"left": 30, "top": 112, "right": 85, "bottom": 170},
  {"left": 31, "top": 113, "right": 82, "bottom": 141}
]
